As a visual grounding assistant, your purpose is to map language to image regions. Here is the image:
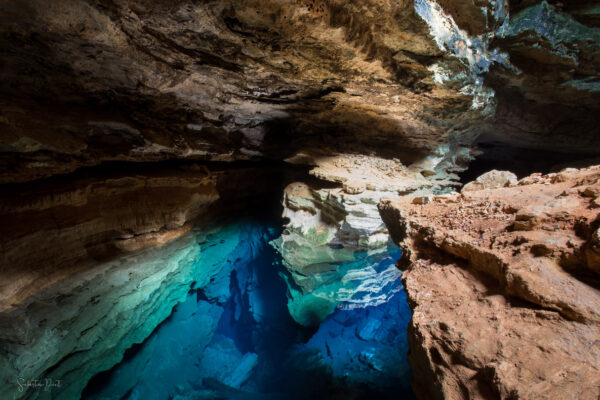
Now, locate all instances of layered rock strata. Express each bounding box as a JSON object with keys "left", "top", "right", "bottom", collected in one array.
[
  {"left": 0, "top": 163, "right": 285, "bottom": 312},
  {"left": 0, "top": 160, "right": 290, "bottom": 400},
  {"left": 2, "top": 0, "right": 599, "bottom": 185},
  {"left": 83, "top": 222, "right": 277, "bottom": 400},
  {"left": 0, "top": 220, "right": 274, "bottom": 400},
  {"left": 1, "top": 0, "right": 600, "bottom": 397},
  {"left": 273, "top": 153, "right": 461, "bottom": 326},
  {"left": 1, "top": 227, "right": 203, "bottom": 400},
  {"left": 0, "top": 165, "right": 217, "bottom": 311},
  {"left": 379, "top": 166, "right": 600, "bottom": 399}
]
